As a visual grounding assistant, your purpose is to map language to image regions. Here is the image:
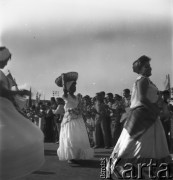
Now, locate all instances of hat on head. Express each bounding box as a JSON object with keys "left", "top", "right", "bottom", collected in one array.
[
  {"left": 0, "top": 47, "right": 11, "bottom": 62},
  {"left": 55, "top": 72, "right": 78, "bottom": 87}
]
